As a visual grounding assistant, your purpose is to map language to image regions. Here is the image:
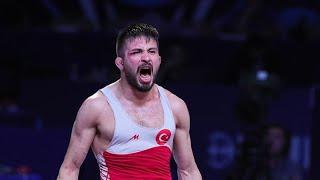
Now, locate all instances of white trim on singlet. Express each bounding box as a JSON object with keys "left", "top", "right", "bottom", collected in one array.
[{"left": 96, "top": 154, "right": 110, "bottom": 180}]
